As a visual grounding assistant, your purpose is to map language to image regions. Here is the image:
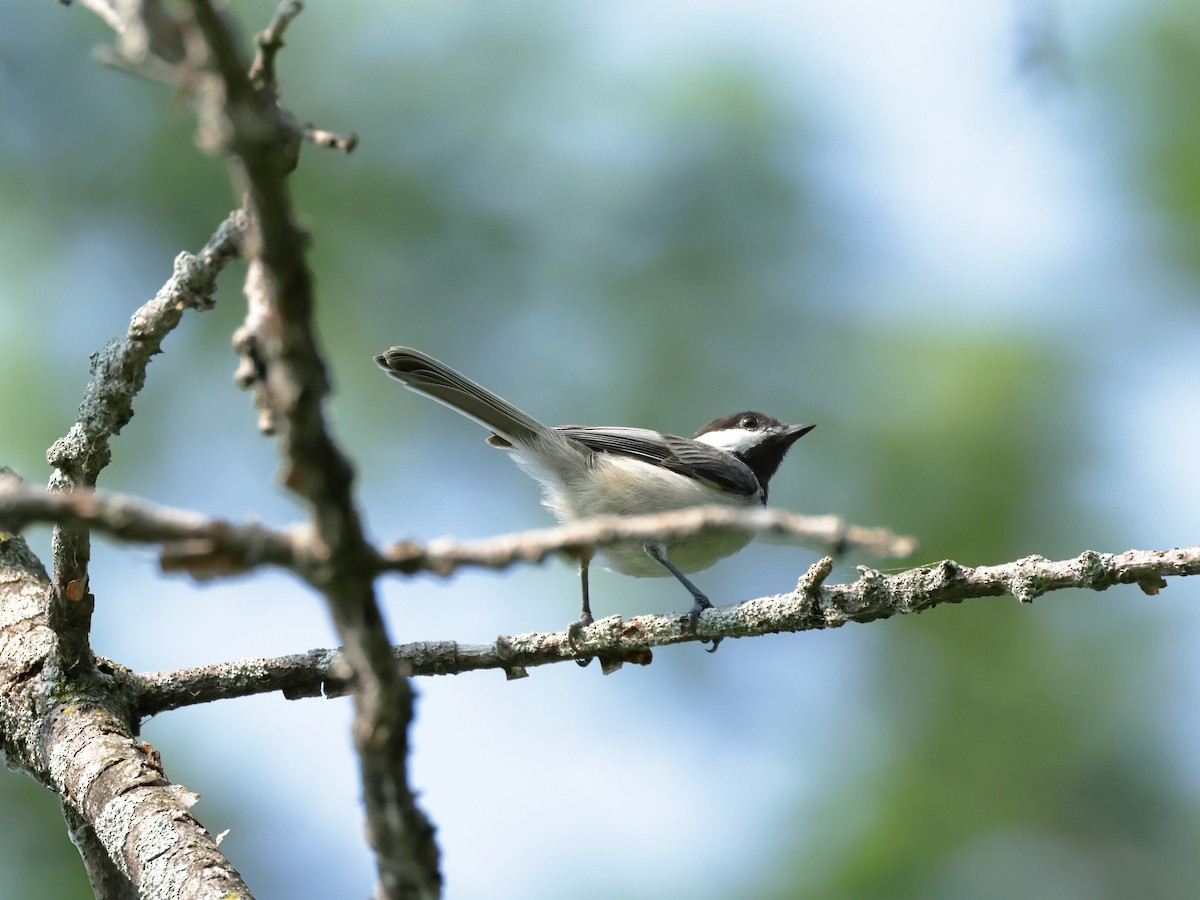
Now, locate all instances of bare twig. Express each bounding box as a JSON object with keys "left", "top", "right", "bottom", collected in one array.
[
  {"left": 127, "top": 546, "right": 1200, "bottom": 705},
  {"left": 281, "top": 110, "right": 360, "bottom": 153},
  {"left": 179, "top": 3, "right": 438, "bottom": 895},
  {"left": 248, "top": 0, "right": 303, "bottom": 89},
  {"left": 247, "top": 1, "right": 358, "bottom": 153},
  {"left": 384, "top": 506, "right": 917, "bottom": 576},
  {"left": 308, "top": 122, "right": 358, "bottom": 152},
  {"left": 43, "top": 211, "right": 245, "bottom": 674}
]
